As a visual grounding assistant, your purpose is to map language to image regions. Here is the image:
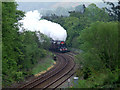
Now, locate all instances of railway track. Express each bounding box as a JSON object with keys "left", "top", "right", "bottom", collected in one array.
[
  {"left": 47, "top": 53, "right": 76, "bottom": 89},
  {"left": 17, "top": 52, "right": 76, "bottom": 89}
]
